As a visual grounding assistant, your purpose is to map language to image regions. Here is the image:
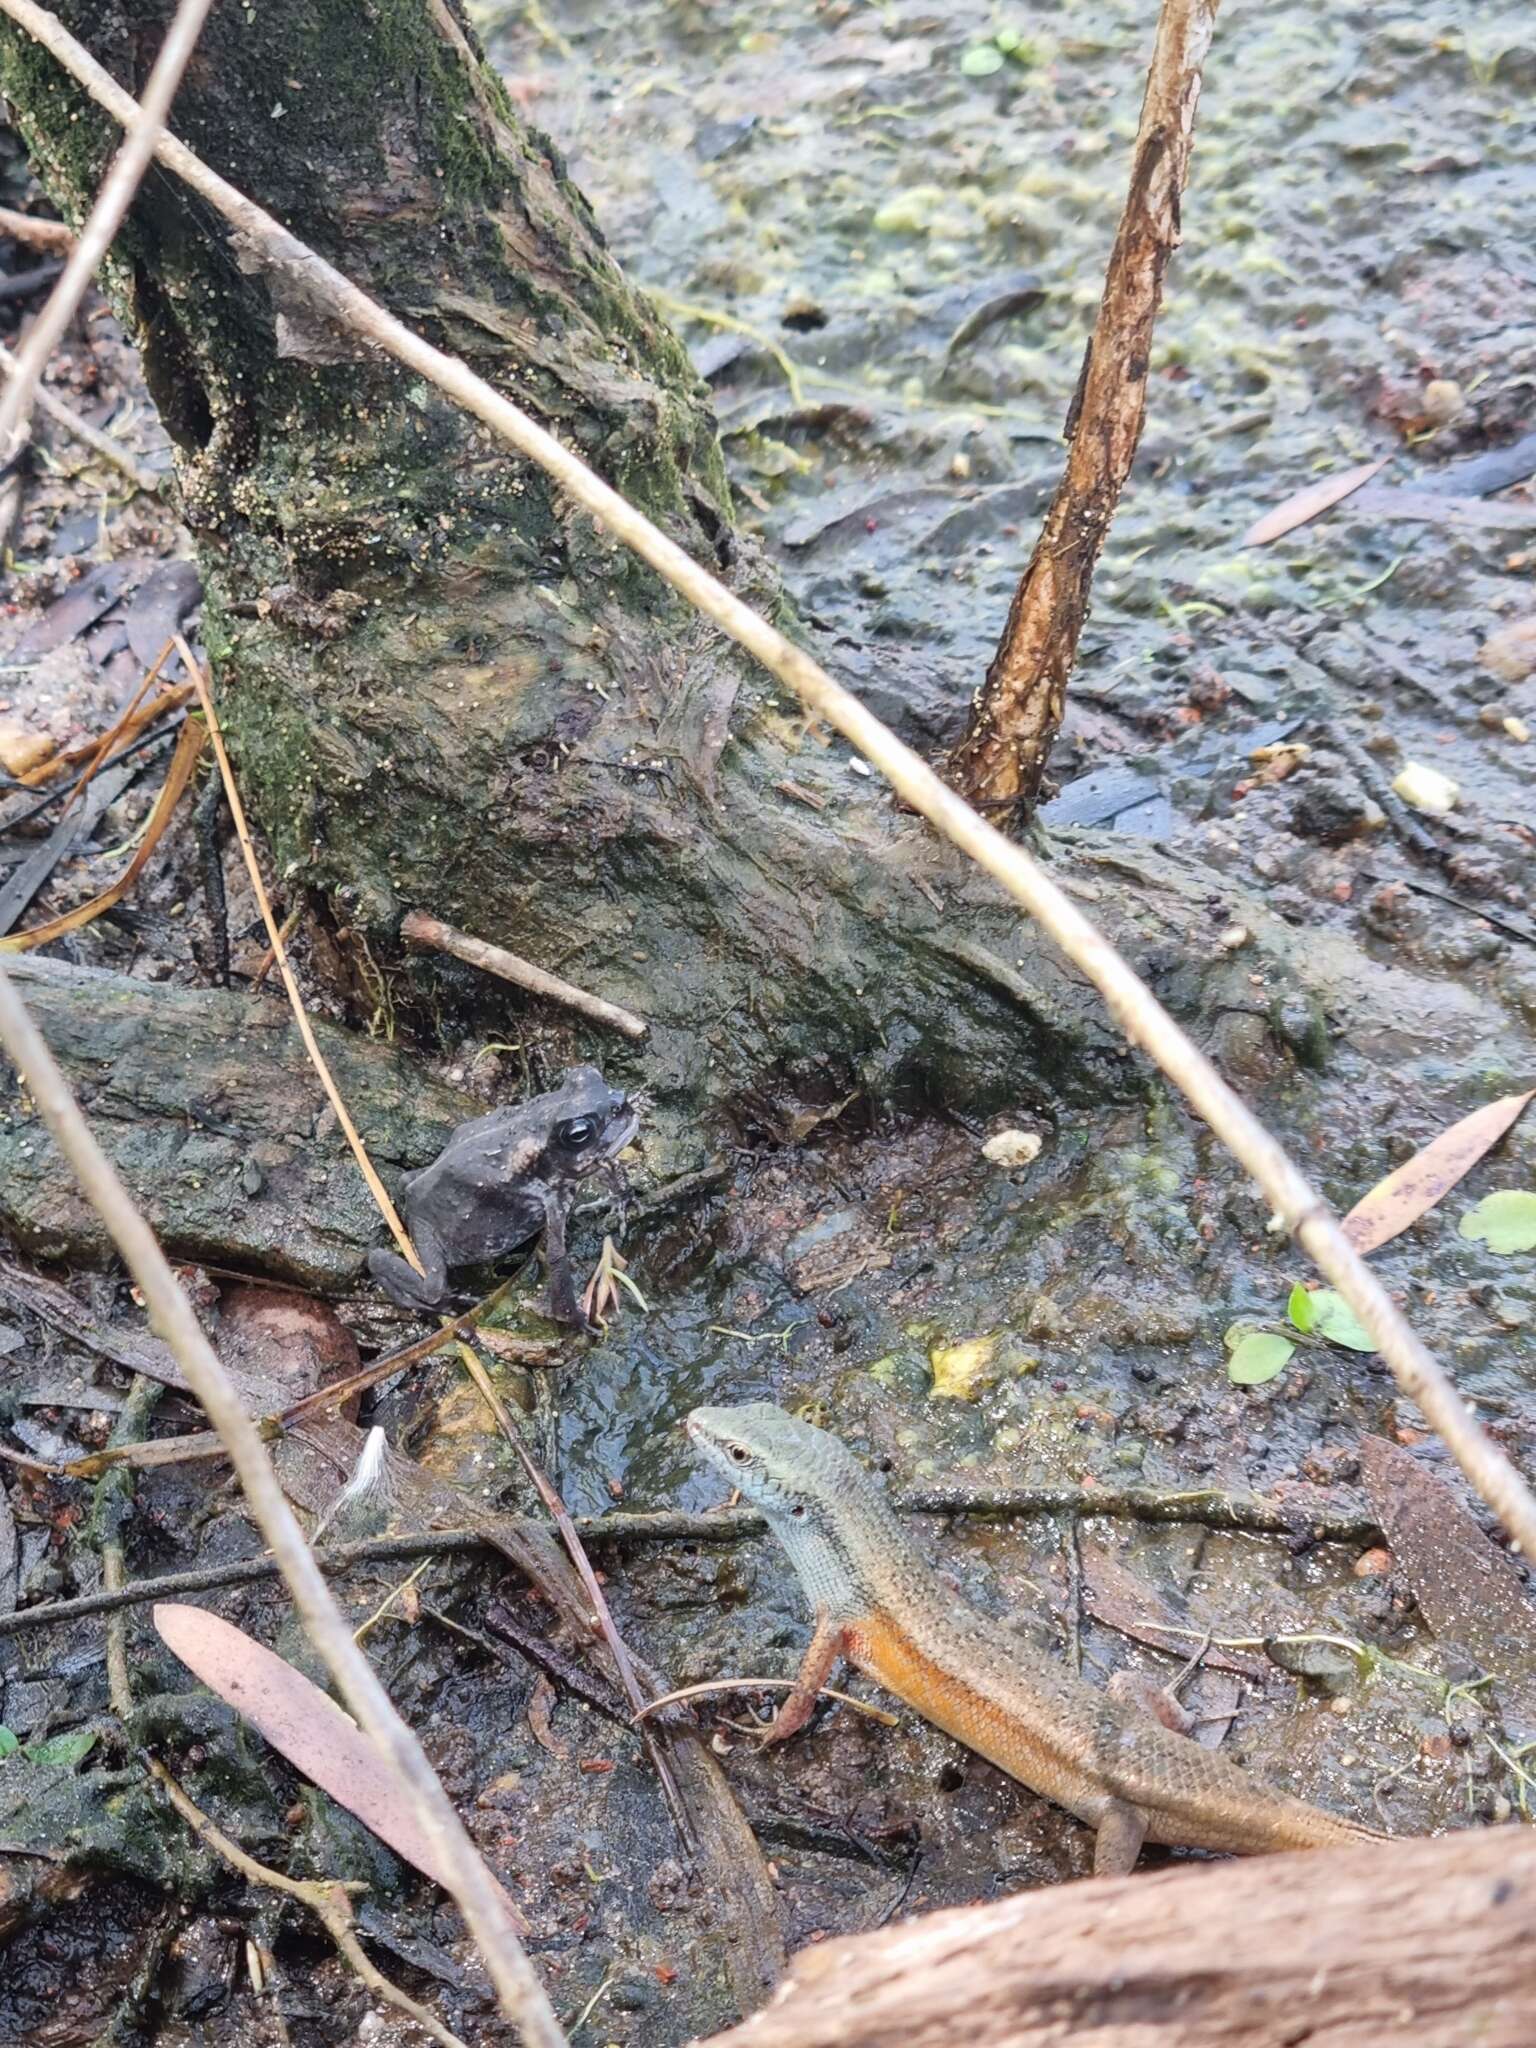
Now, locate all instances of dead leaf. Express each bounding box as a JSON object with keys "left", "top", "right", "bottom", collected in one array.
[
  {"left": 1358, "top": 1439, "right": 1536, "bottom": 1682},
  {"left": 0, "top": 716, "right": 206, "bottom": 953},
  {"left": 527, "top": 1671, "right": 569, "bottom": 1759},
  {"left": 154, "top": 1603, "right": 529, "bottom": 1928},
  {"left": 1079, "top": 1543, "right": 1267, "bottom": 1679},
  {"left": 1341, "top": 1090, "right": 1535, "bottom": 1256},
  {"left": 0, "top": 721, "right": 56, "bottom": 778},
  {"left": 123, "top": 562, "right": 202, "bottom": 669},
  {"left": 9, "top": 558, "right": 146, "bottom": 661},
  {"left": 1240, "top": 457, "right": 1389, "bottom": 548}
]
